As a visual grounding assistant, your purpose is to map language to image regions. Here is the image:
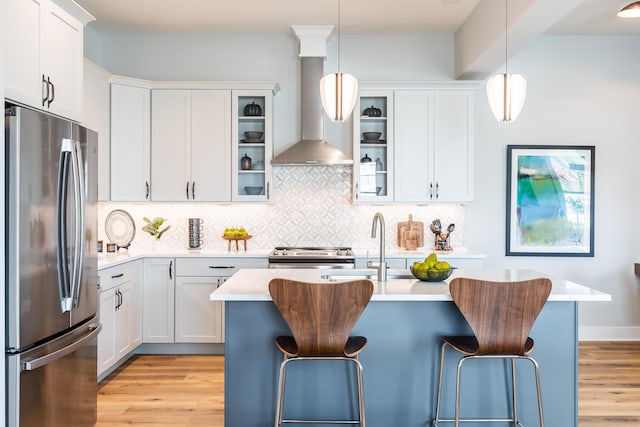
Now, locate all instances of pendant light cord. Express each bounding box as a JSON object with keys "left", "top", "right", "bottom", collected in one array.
[
  {"left": 504, "top": 0, "right": 508, "bottom": 74},
  {"left": 337, "top": 0, "right": 342, "bottom": 73}
]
